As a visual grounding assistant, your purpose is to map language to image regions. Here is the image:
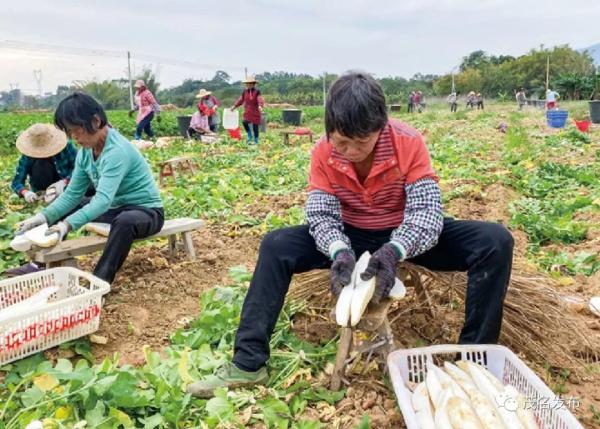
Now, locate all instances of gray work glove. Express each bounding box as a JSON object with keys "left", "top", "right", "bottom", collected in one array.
[
  {"left": 48, "top": 179, "right": 67, "bottom": 196},
  {"left": 16, "top": 213, "right": 46, "bottom": 234},
  {"left": 46, "top": 221, "right": 70, "bottom": 243},
  {"left": 361, "top": 243, "right": 402, "bottom": 303},
  {"left": 23, "top": 190, "right": 38, "bottom": 203},
  {"left": 330, "top": 249, "right": 356, "bottom": 297}
]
